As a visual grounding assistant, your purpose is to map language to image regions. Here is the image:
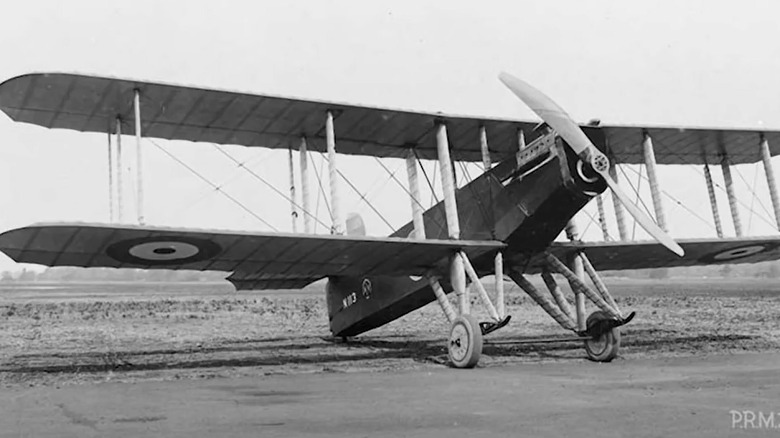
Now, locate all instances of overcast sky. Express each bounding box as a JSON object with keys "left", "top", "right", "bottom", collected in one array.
[{"left": 1, "top": 0, "right": 780, "bottom": 270}]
